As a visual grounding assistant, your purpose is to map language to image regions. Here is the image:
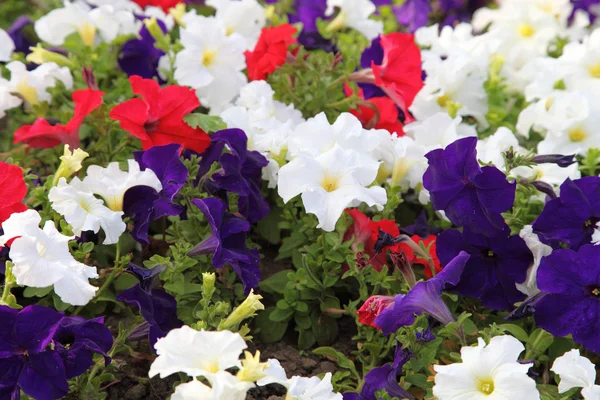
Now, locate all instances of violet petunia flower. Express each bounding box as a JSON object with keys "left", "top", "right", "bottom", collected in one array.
[
  {"left": 534, "top": 244, "right": 600, "bottom": 354},
  {"left": 198, "top": 129, "right": 269, "bottom": 224},
  {"left": 393, "top": 0, "right": 431, "bottom": 33},
  {"left": 53, "top": 316, "right": 113, "bottom": 379},
  {"left": 423, "top": 137, "right": 516, "bottom": 237},
  {"left": 0, "top": 305, "right": 67, "bottom": 400},
  {"left": 118, "top": 21, "right": 167, "bottom": 80},
  {"left": 437, "top": 228, "right": 532, "bottom": 311},
  {"left": 288, "top": 0, "right": 337, "bottom": 52},
  {"left": 532, "top": 177, "right": 600, "bottom": 250},
  {"left": 117, "top": 264, "right": 183, "bottom": 349},
  {"left": 374, "top": 251, "right": 470, "bottom": 335},
  {"left": 123, "top": 143, "right": 187, "bottom": 244},
  {"left": 570, "top": 0, "right": 600, "bottom": 23},
  {"left": 7, "top": 16, "right": 34, "bottom": 55},
  {"left": 189, "top": 197, "right": 260, "bottom": 293},
  {"left": 359, "top": 37, "right": 386, "bottom": 100}
]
